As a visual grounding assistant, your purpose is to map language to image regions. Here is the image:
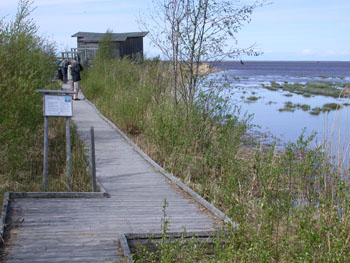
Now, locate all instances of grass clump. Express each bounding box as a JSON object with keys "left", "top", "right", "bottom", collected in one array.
[
  {"left": 298, "top": 103, "right": 311, "bottom": 111},
  {"left": 246, "top": 96, "right": 259, "bottom": 101},
  {"left": 322, "top": 103, "right": 342, "bottom": 111},
  {"left": 263, "top": 81, "right": 347, "bottom": 98},
  {"left": 278, "top": 101, "right": 295, "bottom": 112},
  {"left": 278, "top": 102, "right": 311, "bottom": 112},
  {"left": 310, "top": 107, "right": 321, "bottom": 115},
  {"left": 304, "top": 82, "right": 342, "bottom": 98}
]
